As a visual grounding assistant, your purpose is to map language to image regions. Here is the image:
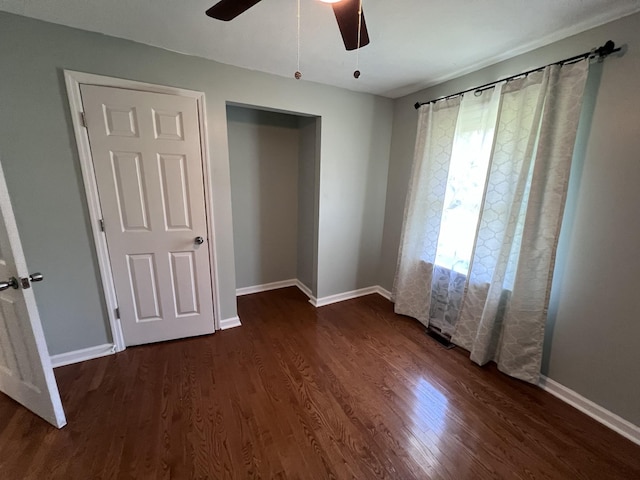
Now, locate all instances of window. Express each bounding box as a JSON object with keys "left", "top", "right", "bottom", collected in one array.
[{"left": 434, "top": 89, "right": 501, "bottom": 275}]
